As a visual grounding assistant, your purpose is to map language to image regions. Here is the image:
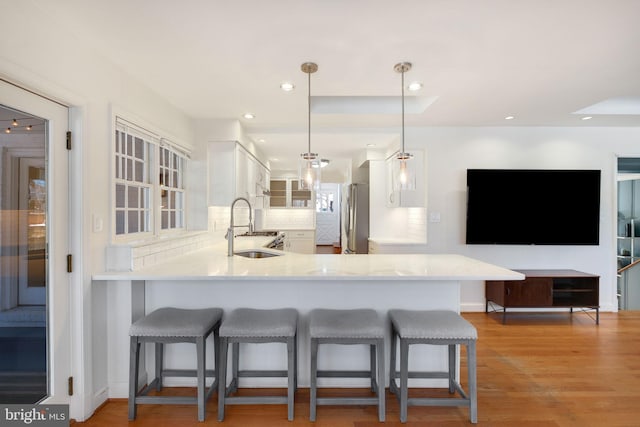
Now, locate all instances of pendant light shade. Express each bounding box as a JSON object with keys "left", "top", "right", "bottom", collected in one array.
[
  {"left": 299, "top": 62, "right": 321, "bottom": 191},
  {"left": 394, "top": 62, "right": 416, "bottom": 191}
]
